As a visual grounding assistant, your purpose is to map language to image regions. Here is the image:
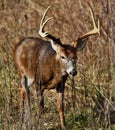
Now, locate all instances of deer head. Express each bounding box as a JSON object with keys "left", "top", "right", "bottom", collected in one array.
[{"left": 38, "top": 4, "right": 100, "bottom": 76}]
